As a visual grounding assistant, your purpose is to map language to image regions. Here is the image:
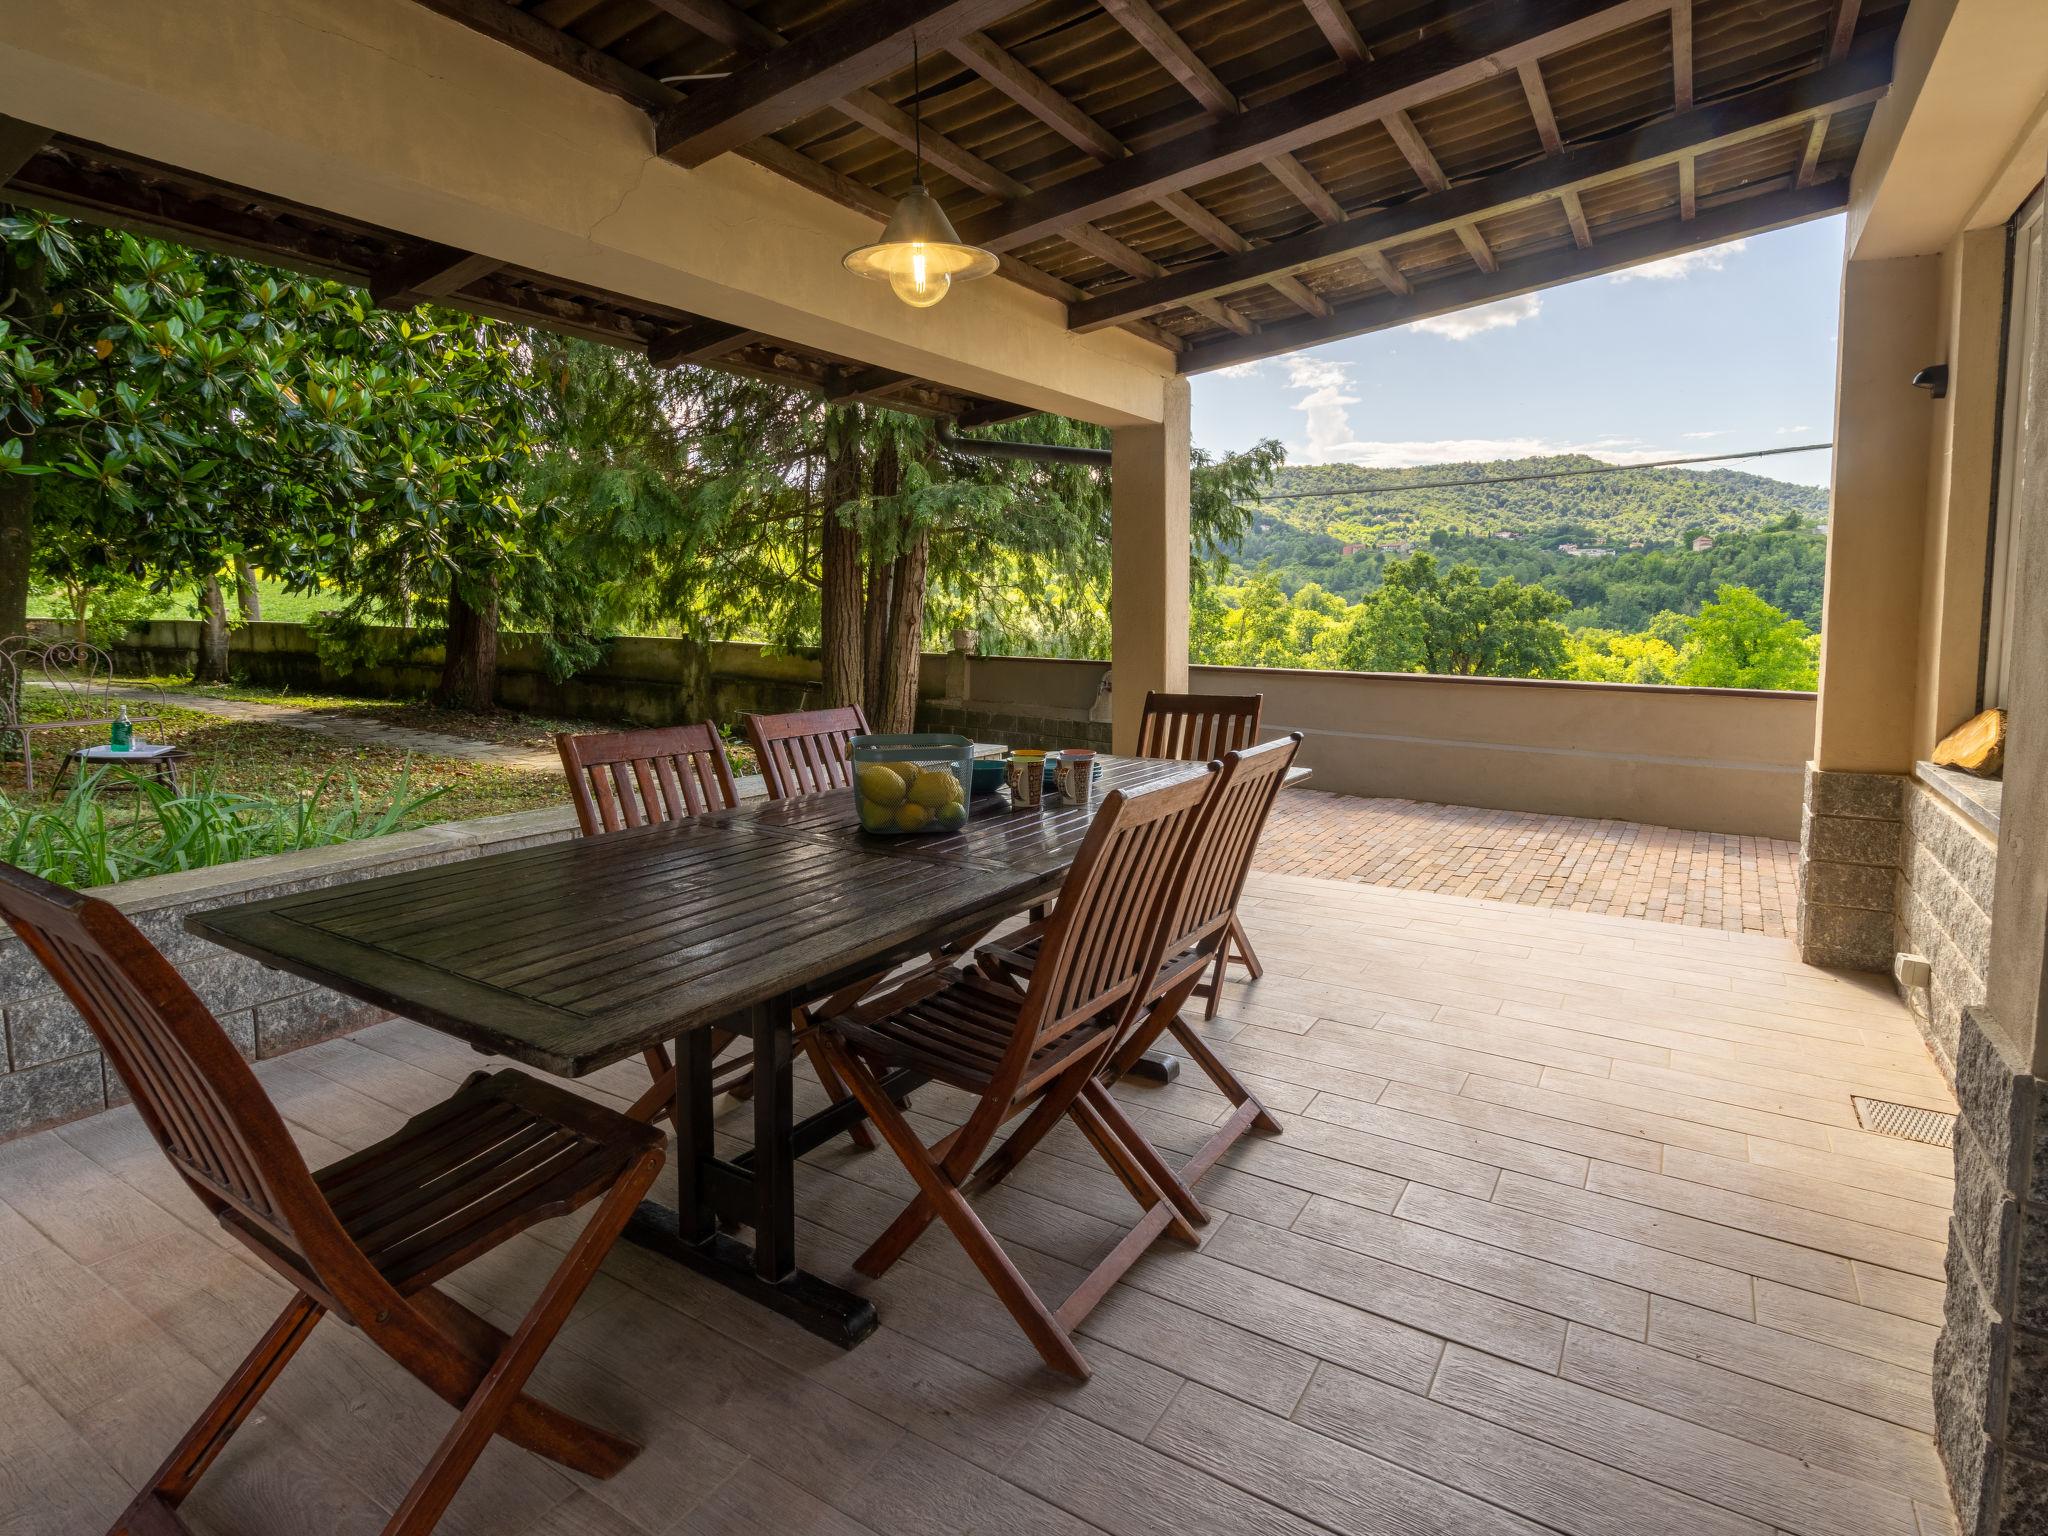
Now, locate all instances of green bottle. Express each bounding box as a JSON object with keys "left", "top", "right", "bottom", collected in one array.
[{"left": 110, "top": 705, "right": 132, "bottom": 752}]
